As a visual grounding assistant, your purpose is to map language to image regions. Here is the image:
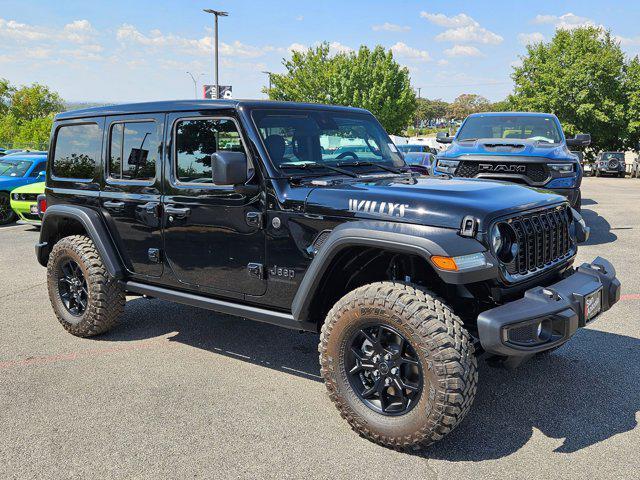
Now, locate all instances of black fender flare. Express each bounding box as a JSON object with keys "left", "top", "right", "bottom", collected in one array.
[
  {"left": 290, "top": 220, "right": 496, "bottom": 322},
  {"left": 36, "top": 204, "right": 125, "bottom": 279}
]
